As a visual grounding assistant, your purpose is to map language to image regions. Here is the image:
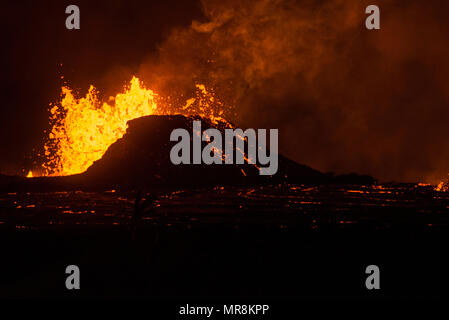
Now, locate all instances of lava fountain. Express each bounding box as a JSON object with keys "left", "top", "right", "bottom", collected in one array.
[{"left": 40, "top": 76, "right": 228, "bottom": 177}]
